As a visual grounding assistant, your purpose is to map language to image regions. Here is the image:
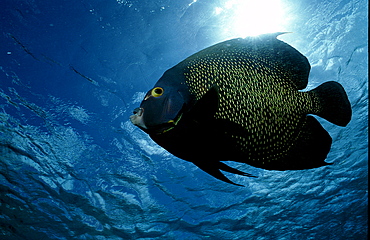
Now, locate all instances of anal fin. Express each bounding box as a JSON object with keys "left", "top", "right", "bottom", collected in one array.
[{"left": 276, "top": 116, "right": 333, "bottom": 170}]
